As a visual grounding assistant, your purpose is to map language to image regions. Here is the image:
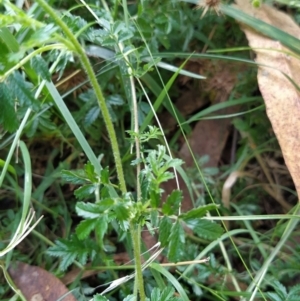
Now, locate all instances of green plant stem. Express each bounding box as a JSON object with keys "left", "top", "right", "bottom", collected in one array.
[
  {"left": 34, "top": 0, "right": 127, "bottom": 193},
  {"left": 130, "top": 223, "right": 146, "bottom": 301},
  {"left": 130, "top": 76, "right": 141, "bottom": 200},
  {"left": 112, "top": 0, "right": 119, "bottom": 20},
  {"left": 0, "top": 44, "right": 66, "bottom": 81},
  {"left": 36, "top": 1, "right": 145, "bottom": 298},
  {"left": 122, "top": 0, "right": 129, "bottom": 27}
]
